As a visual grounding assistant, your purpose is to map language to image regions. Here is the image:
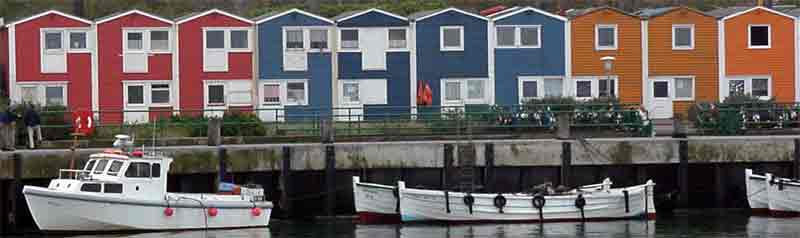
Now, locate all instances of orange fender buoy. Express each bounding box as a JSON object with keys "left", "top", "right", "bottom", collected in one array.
[
  {"left": 164, "top": 207, "right": 174, "bottom": 217},
  {"left": 251, "top": 207, "right": 262, "bottom": 216}
]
